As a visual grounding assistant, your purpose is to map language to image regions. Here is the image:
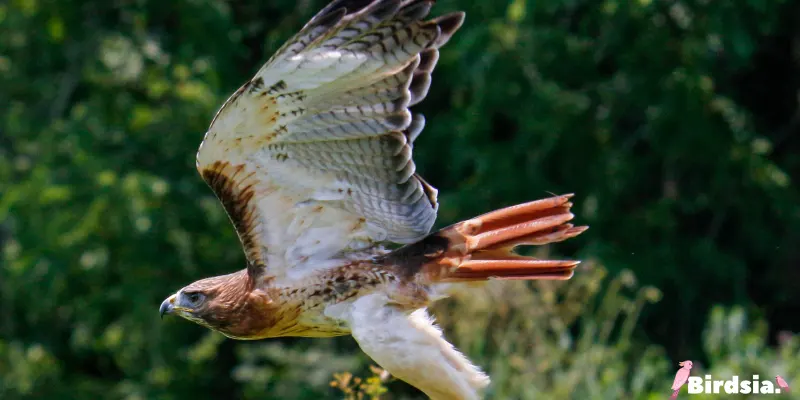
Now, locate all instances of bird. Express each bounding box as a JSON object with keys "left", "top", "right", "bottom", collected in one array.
[
  {"left": 776, "top": 375, "right": 790, "bottom": 393},
  {"left": 158, "top": 1, "right": 587, "bottom": 398},
  {"left": 670, "top": 360, "right": 693, "bottom": 399}
]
